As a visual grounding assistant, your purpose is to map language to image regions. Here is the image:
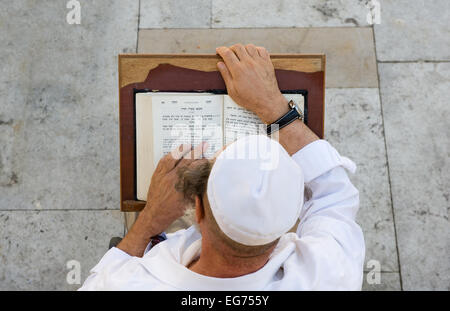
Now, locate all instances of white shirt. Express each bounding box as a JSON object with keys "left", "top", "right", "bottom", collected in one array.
[{"left": 79, "top": 140, "right": 365, "bottom": 291}]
